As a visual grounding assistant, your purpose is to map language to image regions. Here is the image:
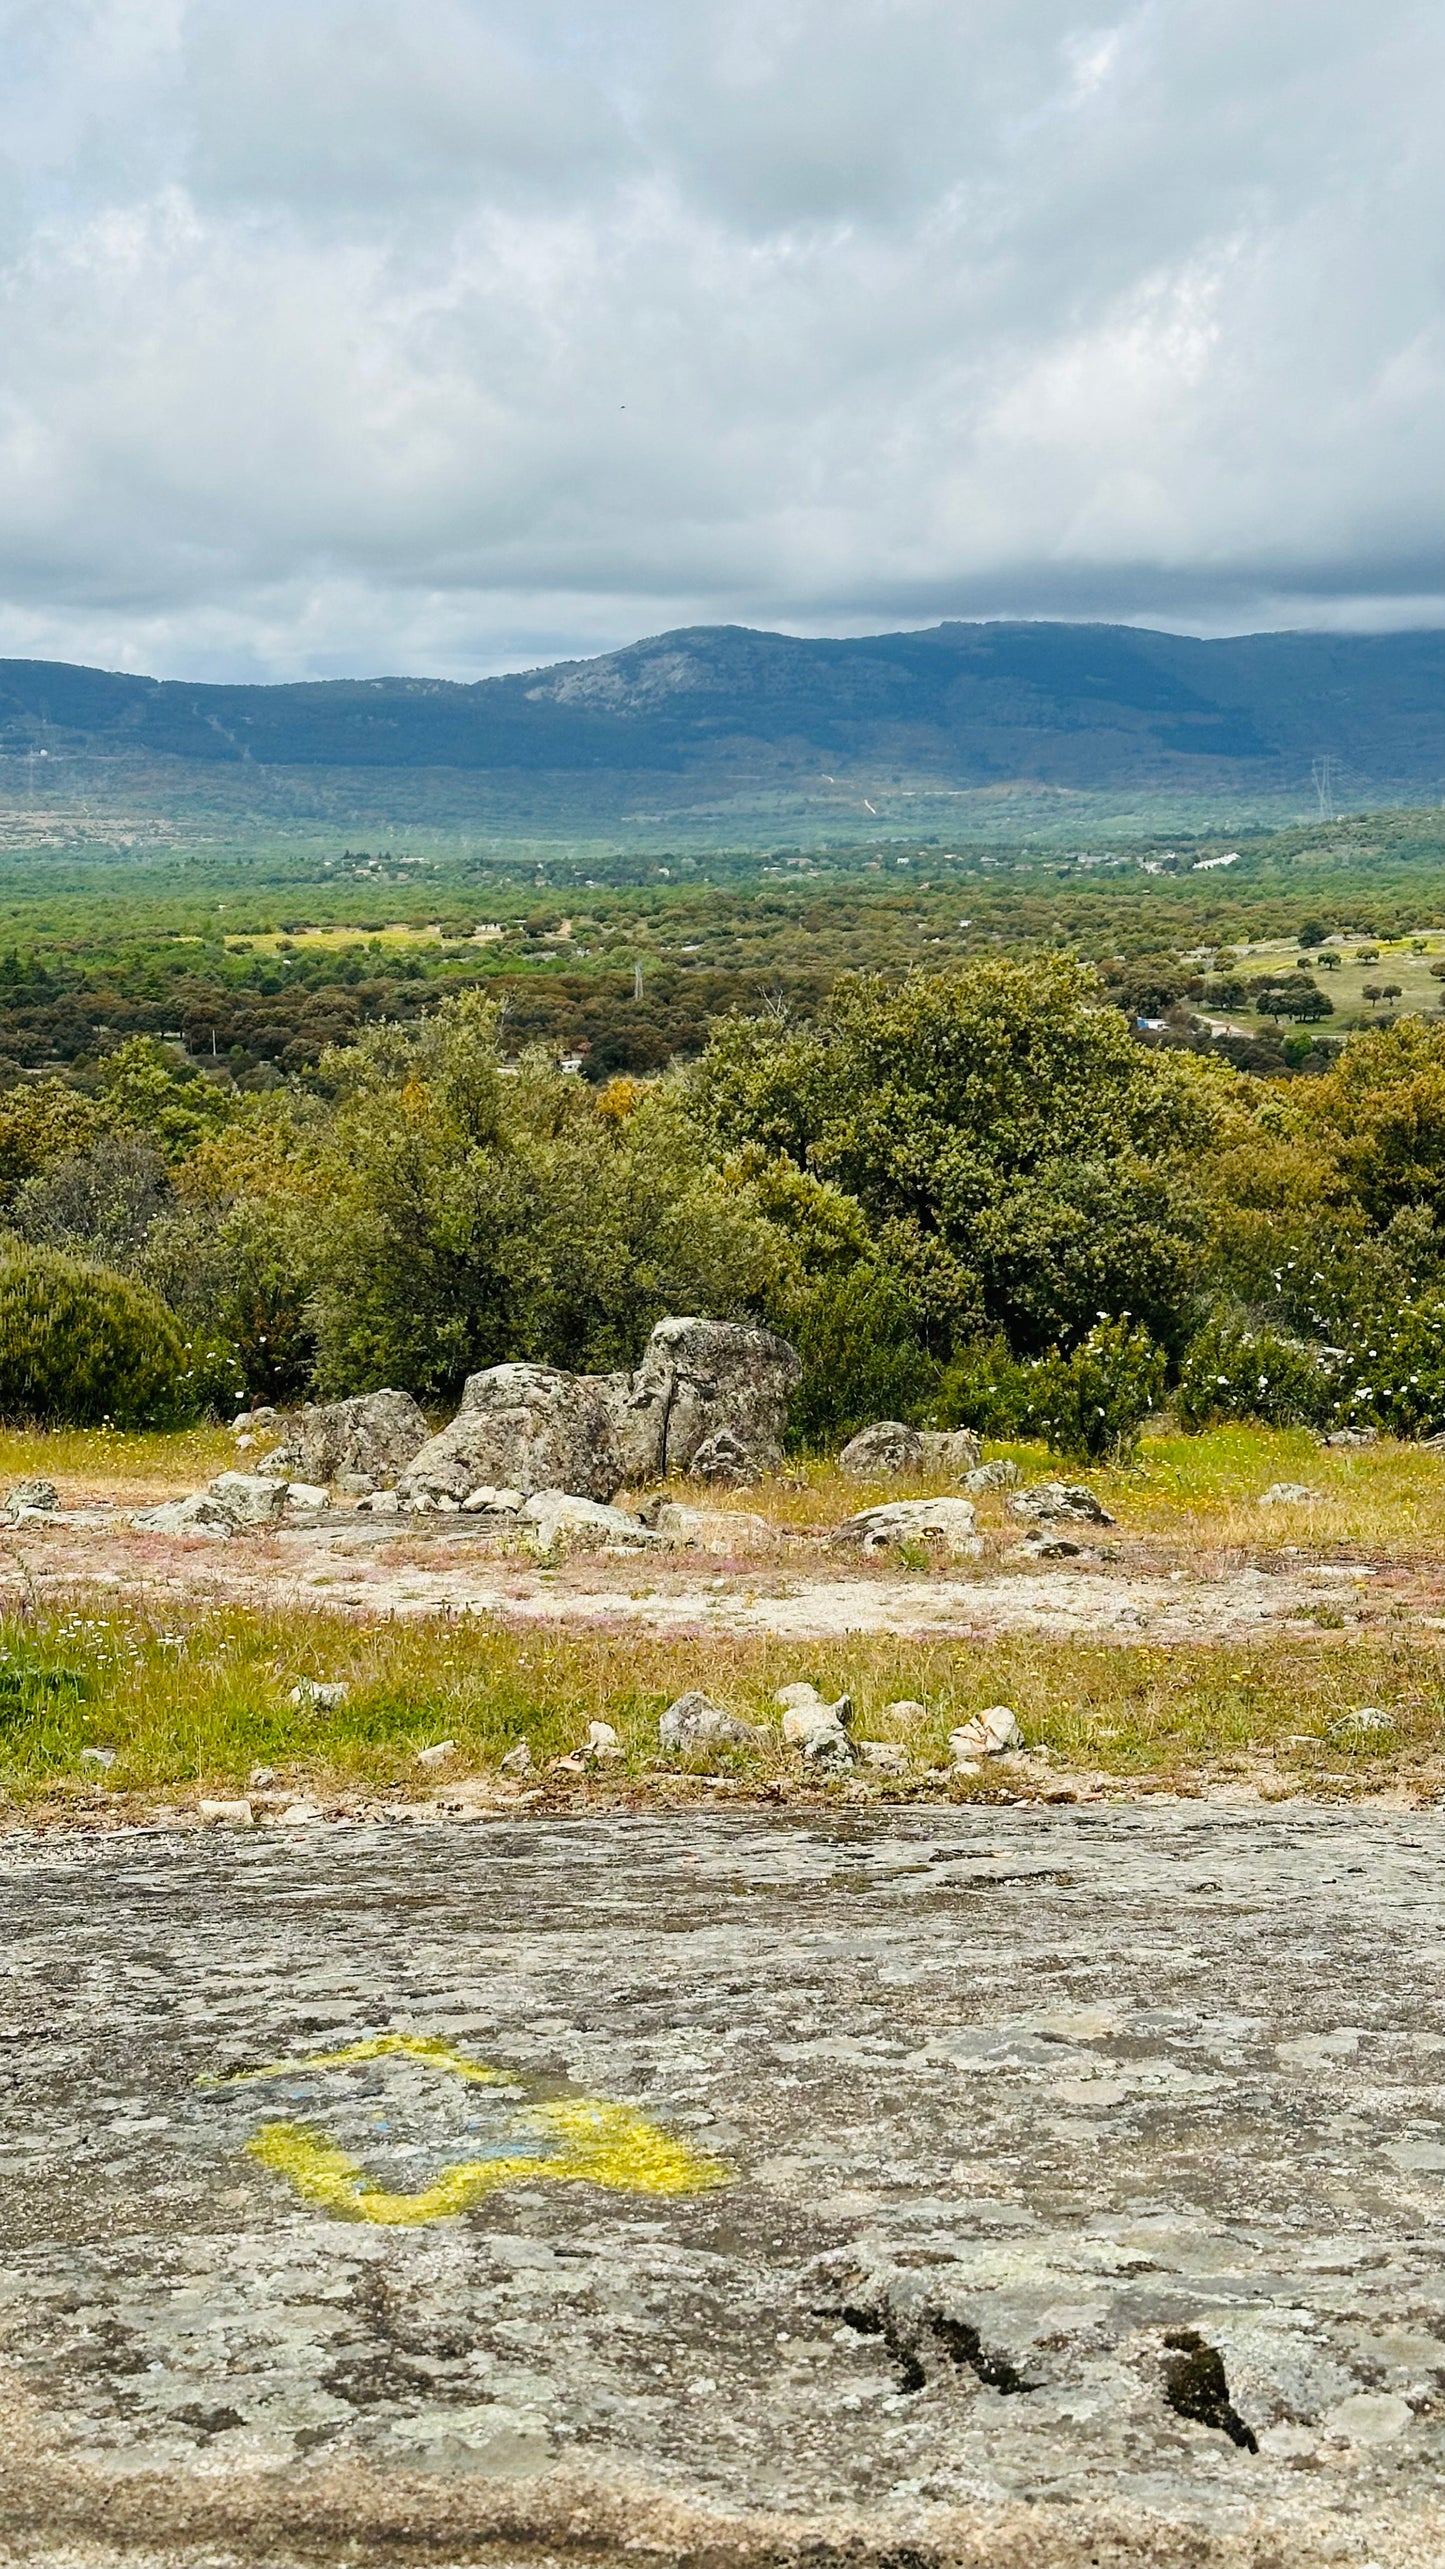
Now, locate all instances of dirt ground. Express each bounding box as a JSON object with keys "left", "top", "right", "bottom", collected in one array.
[{"left": 0, "top": 1499, "right": 1415, "bottom": 1643}]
